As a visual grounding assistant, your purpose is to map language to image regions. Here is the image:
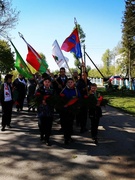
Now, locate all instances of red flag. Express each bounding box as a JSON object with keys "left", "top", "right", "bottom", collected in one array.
[
  {"left": 26, "top": 45, "right": 41, "bottom": 71},
  {"left": 26, "top": 43, "right": 48, "bottom": 74}
]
